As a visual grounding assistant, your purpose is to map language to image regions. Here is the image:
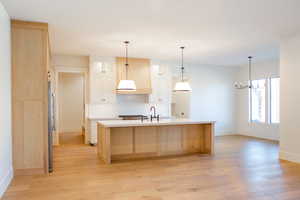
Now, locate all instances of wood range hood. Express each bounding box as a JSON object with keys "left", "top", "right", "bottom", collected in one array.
[{"left": 116, "top": 57, "right": 152, "bottom": 95}]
